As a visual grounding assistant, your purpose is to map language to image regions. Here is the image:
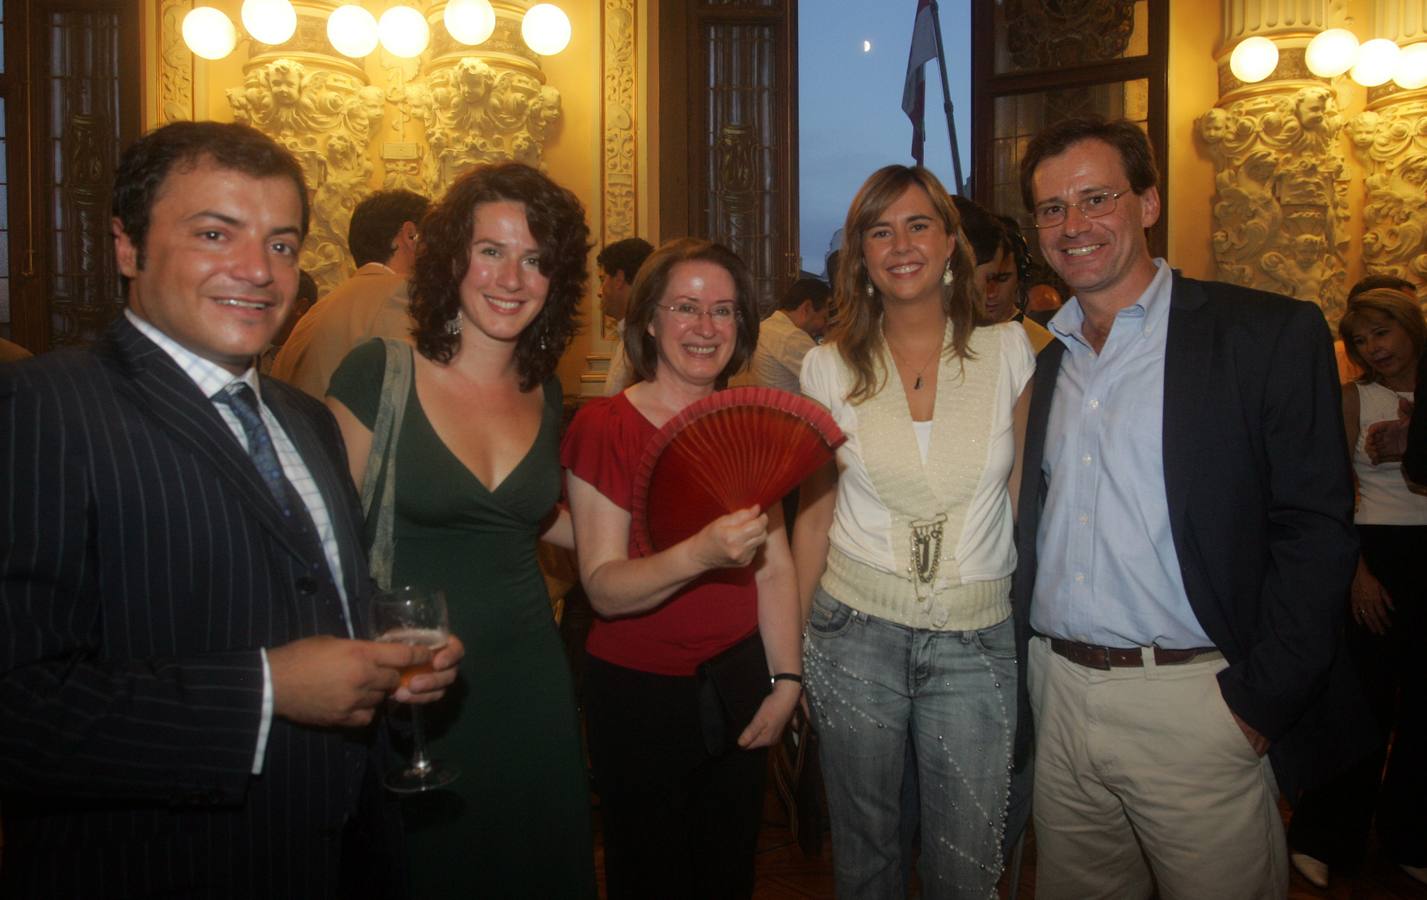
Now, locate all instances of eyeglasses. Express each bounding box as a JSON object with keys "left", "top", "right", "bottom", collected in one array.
[
  {"left": 1031, "top": 189, "right": 1131, "bottom": 229},
  {"left": 656, "top": 302, "right": 740, "bottom": 326}
]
